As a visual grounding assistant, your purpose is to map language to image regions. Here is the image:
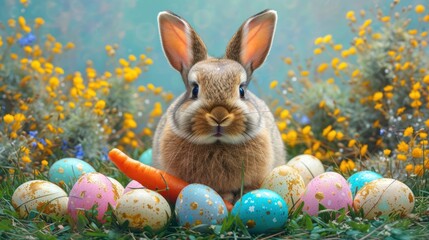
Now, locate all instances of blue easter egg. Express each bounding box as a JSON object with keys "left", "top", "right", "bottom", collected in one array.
[
  {"left": 347, "top": 171, "right": 382, "bottom": 197},
  {"left": 49, "top": 158, "right": 96, "bottom": 187},
  {"left": 175, "top": 184, "right": 227, "bottom": 228},
  {"left": 138, "top": 148, "right": 152, "bottom": 165},
  {"left": 232, "top": 189, "right": 288, "bottom": 234}
]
